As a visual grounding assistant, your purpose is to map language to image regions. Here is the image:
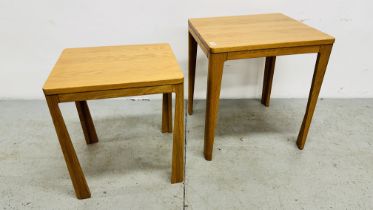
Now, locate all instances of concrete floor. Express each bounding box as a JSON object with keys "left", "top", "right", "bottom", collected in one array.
[{"left": 0, "top": 99, "right": 372, "bottom": 209}]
